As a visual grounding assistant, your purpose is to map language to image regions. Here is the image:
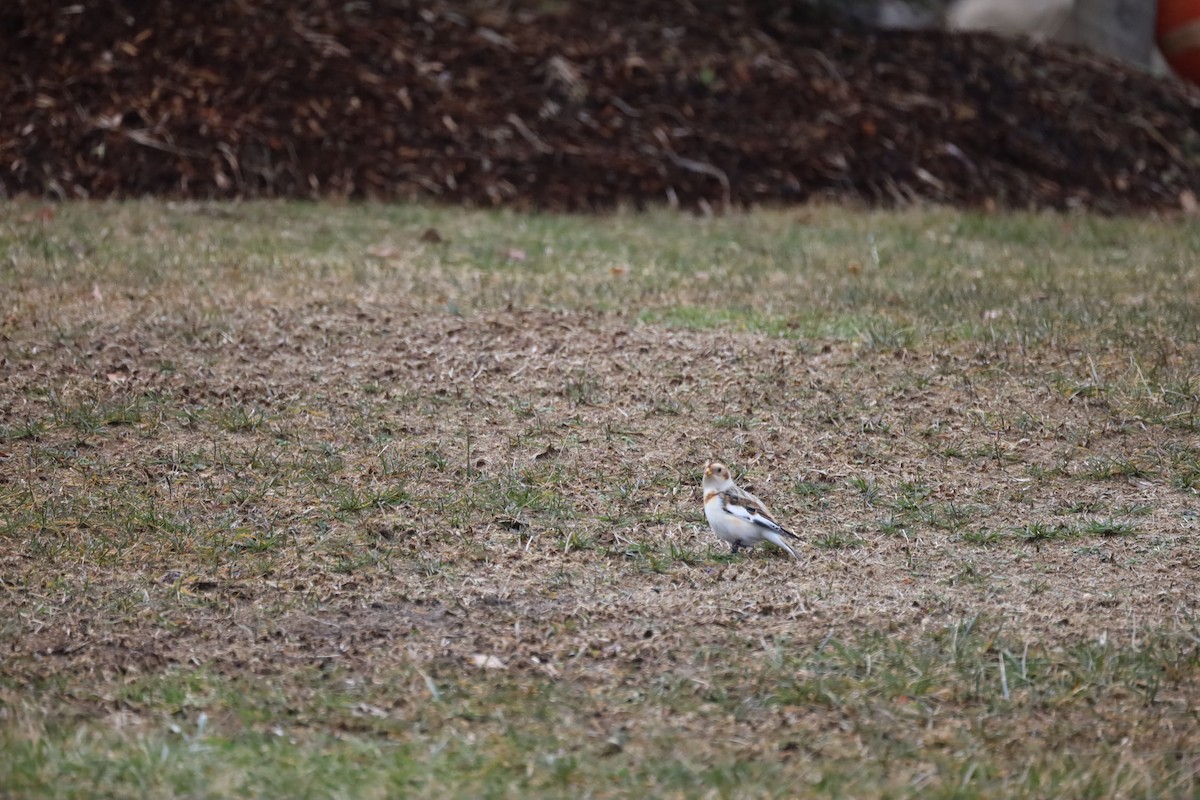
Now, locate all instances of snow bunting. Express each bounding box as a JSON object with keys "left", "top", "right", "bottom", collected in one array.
[{"left": 702, "top": 461, "right": 802, "bottom": 561}]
